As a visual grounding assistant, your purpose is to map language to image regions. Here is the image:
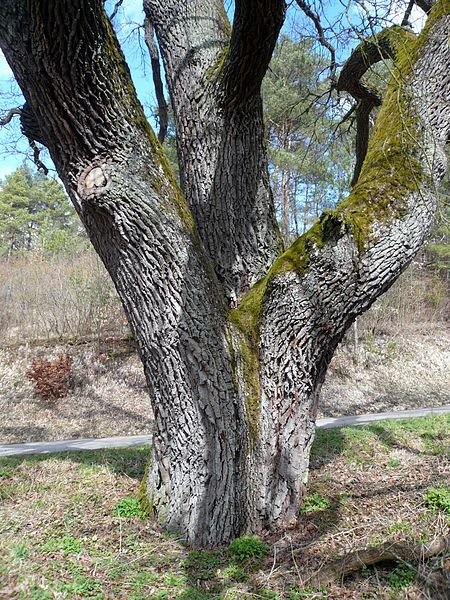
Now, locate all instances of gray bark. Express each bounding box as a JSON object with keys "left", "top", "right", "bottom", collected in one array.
[
  {"left": 144, "top": 0, "right": 285, "bottom": 301},
  {"left": 0, "top": 0, "right": 448, "bottom": 547},
  {"left": 251, "top": 11, "right": 450, "bottom": 527},
  {"left": 0, "top": 0, "right": 251, "bottom": 547}
]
